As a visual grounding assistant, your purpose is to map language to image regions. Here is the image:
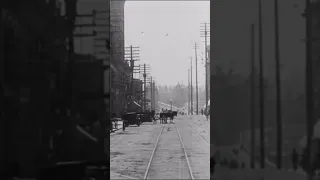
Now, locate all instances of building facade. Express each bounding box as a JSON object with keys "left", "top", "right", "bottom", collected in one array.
[
  {"left": 132, "top": 78, "right": 143, "bottom": 103},
  {"left": 110, "top": 0, "right": 132, "bottom": 116}
]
